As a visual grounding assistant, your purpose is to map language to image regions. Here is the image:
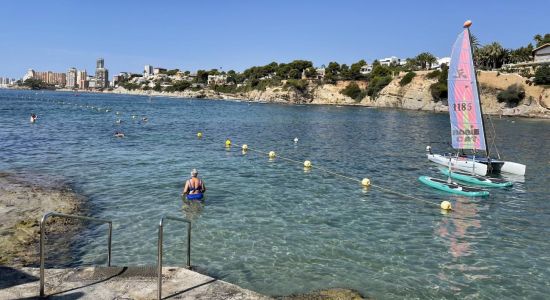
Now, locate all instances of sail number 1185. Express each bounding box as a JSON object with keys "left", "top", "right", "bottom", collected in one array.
[{"left": 453, "top": 102, "right": 473, "bottom": 112}]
